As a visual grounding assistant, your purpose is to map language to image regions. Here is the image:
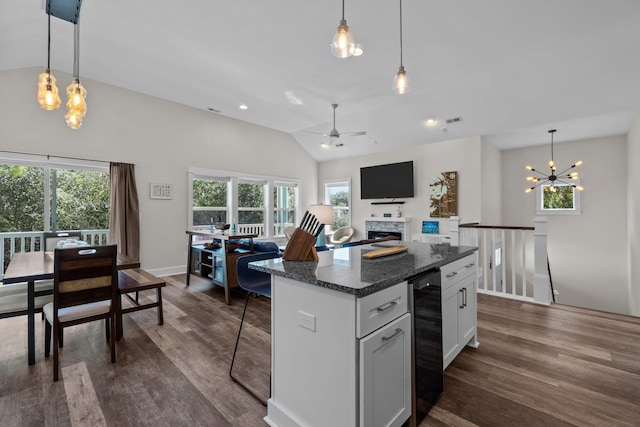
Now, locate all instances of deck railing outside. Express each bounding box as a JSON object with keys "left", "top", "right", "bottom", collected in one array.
[
  {"left": 1, "top": 230, "right": 109, "bottom": 279},
  {"left": 450, "top": 216, "right": 551, "bottom": 305},
  {"left": 191, "top": 223, "right": 296, "bottom": 238}
]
